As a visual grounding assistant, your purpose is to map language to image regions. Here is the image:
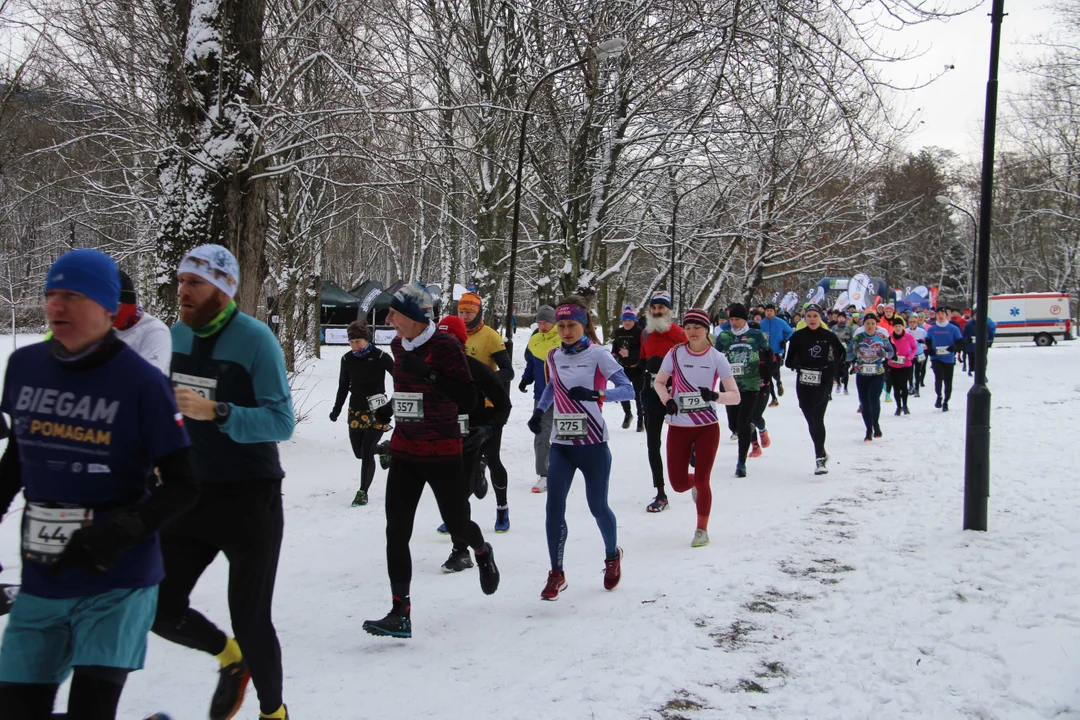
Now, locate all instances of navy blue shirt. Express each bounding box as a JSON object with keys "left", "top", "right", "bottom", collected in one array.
[{"left": 1, "top": 341, "right": 189, "bottom": 598}]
